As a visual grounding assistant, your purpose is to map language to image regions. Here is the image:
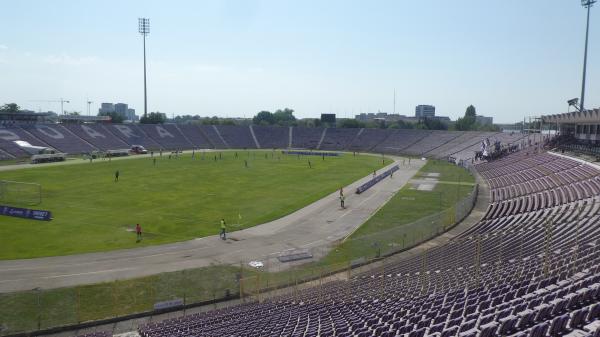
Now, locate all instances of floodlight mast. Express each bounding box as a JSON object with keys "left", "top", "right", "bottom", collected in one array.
[
  {"left": 138, "top": 18, "right": 150, "bottom": 119},
  {"left": 580, "top": 0, "right": 596, "bottom": 112}
]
